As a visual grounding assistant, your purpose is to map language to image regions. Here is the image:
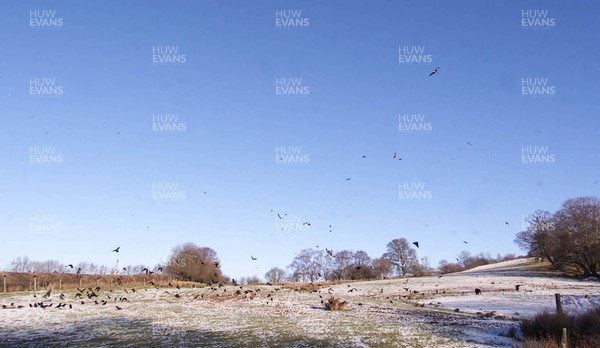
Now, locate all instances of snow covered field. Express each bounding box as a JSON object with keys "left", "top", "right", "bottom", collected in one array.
[{"left": 1, "top": 258, "right": 599, "bottom": 347}]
